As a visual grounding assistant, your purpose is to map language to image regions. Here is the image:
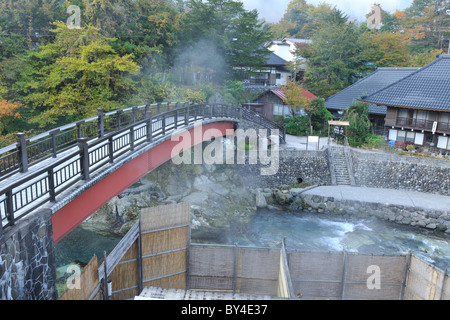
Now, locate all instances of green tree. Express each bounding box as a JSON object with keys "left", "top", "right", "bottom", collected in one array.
[
  {"left": 361, "top": 31, "right": 411, "bottom": 67},
  {"left": 342, "top": 102, "right": 372, "bottom": 147},
  {"left": 401, "top": 0, "right": 450, "bottom": 52},
  {"left": 280, "top": 0, "right": 313, "bottom": 37},
  {"left": 78, "top": 0, "right": 182, "bottom": 68},
  {"left": 269, "top": 1, "right": 347, "bottom": 38},
  {"left": 178, "top": 0, "right": 271, "bottom": 82},
  {"left": 18, "top": 22, "right": 140, "bottom": 128},
  {"left": 0, "top": 0, "right": 65, "bottom": 55},
  {"left": 309, "top": 98, "right": 332, "bottom": 134},
  {"left": 296, "top": 21, "right": 368, "bottom": 97},
  {"left": 281, "top": 79, "right": 324, "bottom": 134},
  {"left": 281, "top": 116, "right": 310, "bottom": 136}
]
